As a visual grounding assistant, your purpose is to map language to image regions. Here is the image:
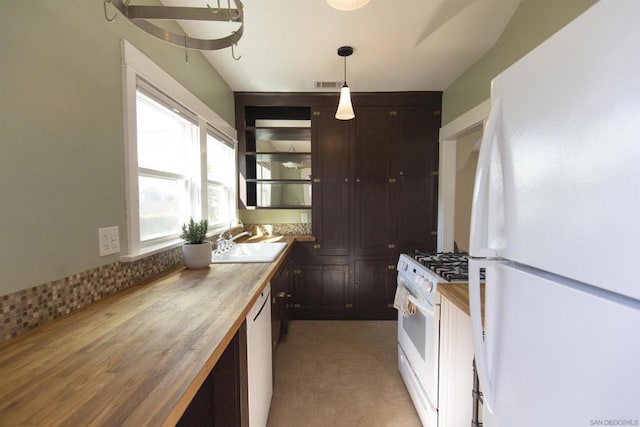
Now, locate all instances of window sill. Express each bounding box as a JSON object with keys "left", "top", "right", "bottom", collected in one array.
[{"left": 119, "top": 239, "right": 184, "bottom": 263}]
